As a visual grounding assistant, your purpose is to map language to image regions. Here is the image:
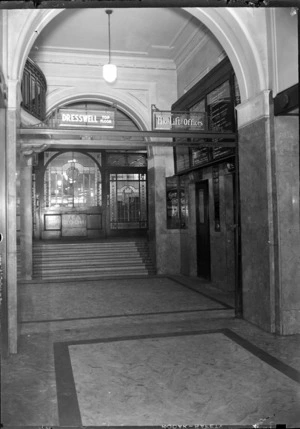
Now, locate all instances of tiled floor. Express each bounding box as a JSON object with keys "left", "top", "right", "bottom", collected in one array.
[{"left": 2, "top": 275, "right": 300, "bottom": 428}]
